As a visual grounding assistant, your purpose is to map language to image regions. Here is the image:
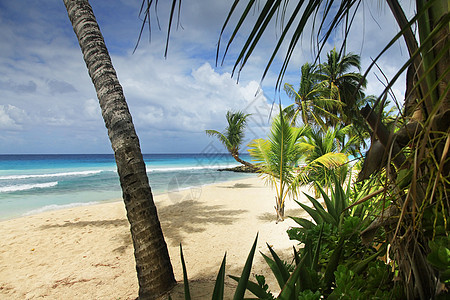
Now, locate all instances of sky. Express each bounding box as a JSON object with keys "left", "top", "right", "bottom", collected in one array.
[{"left": 0, "top": 0, "right": 414, "bottom": 154}]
